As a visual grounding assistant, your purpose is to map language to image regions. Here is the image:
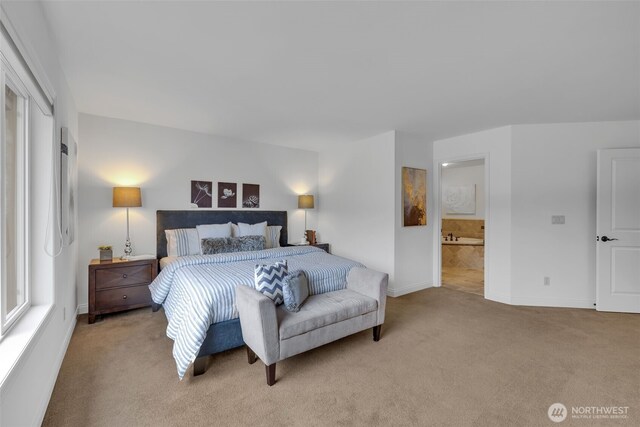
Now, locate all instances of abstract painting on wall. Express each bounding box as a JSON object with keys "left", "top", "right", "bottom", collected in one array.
[
  {"left": 402, "top": 167, "right": 427, "bottom": 226},
  {"left": 60, "top": 128, "right": 77, "bottom": 245},
  {"left": 218, "top": 182, "right": 237, "bottom": 208},
  {"left": 191, "top": 180, "right": 212, "bottom": 208},
  {"left": 242, "top": 184, "right": 260, "bottom": 208},
  {"left": 444, "top": 185, "right": 476, "bottom": 214}
]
